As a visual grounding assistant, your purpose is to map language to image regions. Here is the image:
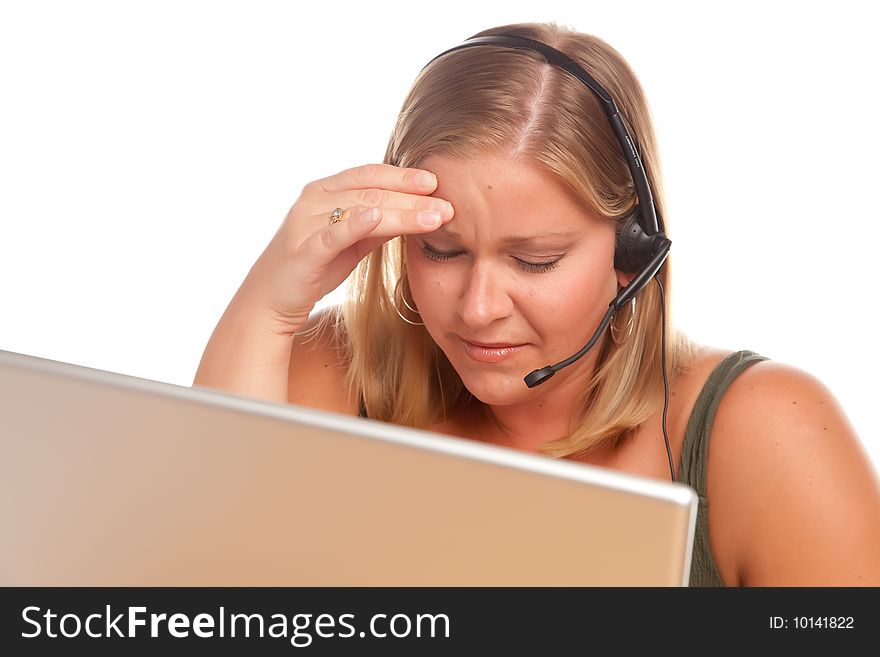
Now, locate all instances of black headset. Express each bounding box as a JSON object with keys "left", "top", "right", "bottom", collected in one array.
[{"left": 423, "top": 35, "right": 675, "bottom": 480}]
